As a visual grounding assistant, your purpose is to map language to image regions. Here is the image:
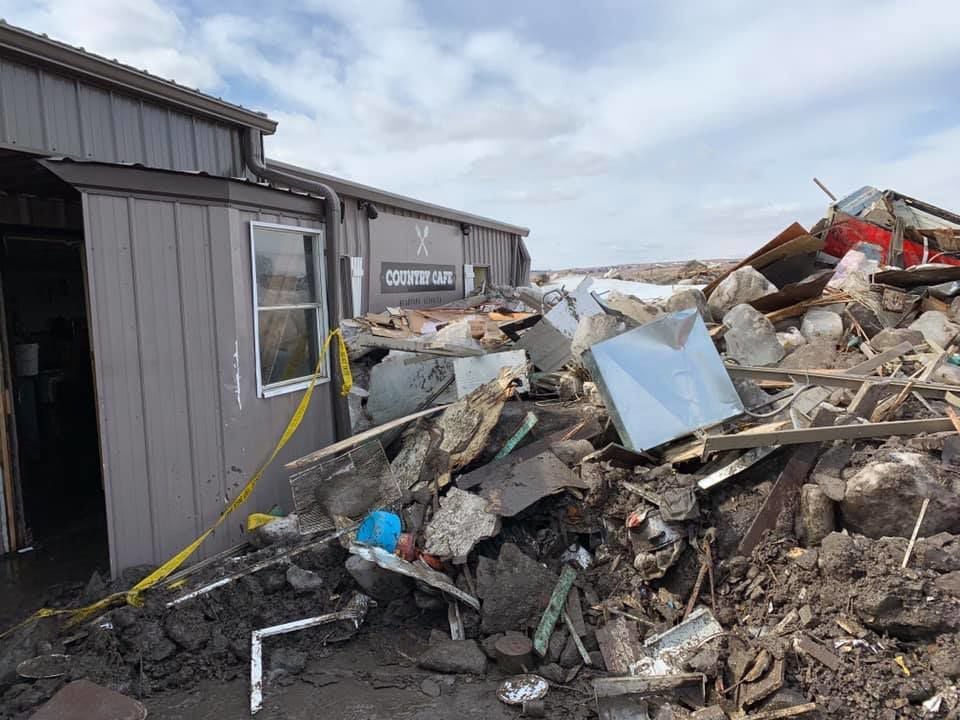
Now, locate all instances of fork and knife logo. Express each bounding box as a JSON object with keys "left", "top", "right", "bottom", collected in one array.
[{"left": 415, "top": 224, "right": 429, "bottom": 257}]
